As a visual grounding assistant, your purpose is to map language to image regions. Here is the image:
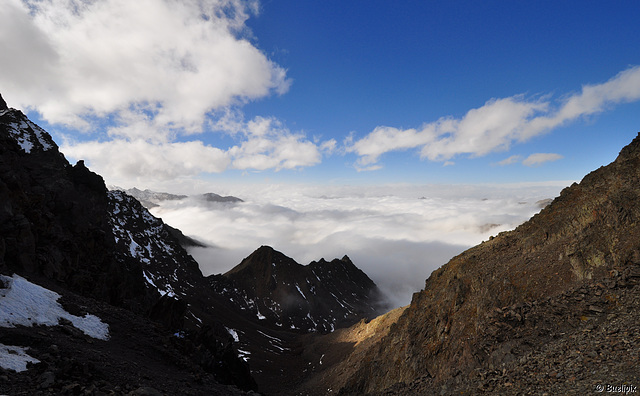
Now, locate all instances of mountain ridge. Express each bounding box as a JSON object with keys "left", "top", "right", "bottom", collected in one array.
[{"left": 336, "top": 132, "right": 640, "bottom": 394}]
